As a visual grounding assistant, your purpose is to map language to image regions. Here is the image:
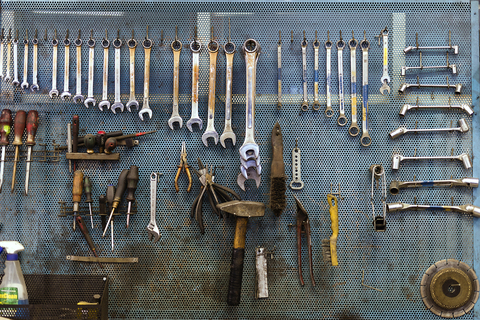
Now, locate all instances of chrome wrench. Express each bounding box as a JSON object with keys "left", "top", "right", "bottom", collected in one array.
[
  {"left": 312, "top": 31, "right": 320, "bottom": 111},
  {"left": 220, "top": 21, "right": 236, "bottom": 148},
  {"left": 60, "top": 30, "right": 71, "bottom": 100},
  {"left": 389, "top": 177, "right": 479, "bottom": 195},
  {"left": 111, "top": 30, "right": 123, "bottom": 113},
  {"left": 401, "top": 51, "right": 456, "bottom": 75},
  {"left": 147, "top": 172, "right": 161, "bottom": 243},
  {"left": 126, "top": 30, "right": 138, "bottom": 112},
  {"left": 202, "top": 31, "right": 219, "bottom": 146},
  {"left": 84, "top": 30, "right": 96, "bottom": 108},
  {"left": 98, "top": 30, "right": 110, "bottom": 111},
  {"left": 0, "top": 29, "right": 4, "bottom": 79},
  {"left": 168, "top": 26, "right": 182, "bottom": 129},
  {"left": 30, "top": 29, "right": 39, "bottom": 92},
  {"left": 389, "top": 118, "right": 469, "bottom": 139},
  {"left": 398, "top": 76, "right": 462, "bottom": 94},
  {"left": 300, "top": 31, "right": 308, "bottom": 112},
  {"left": 139, "top": 27, "right": 153, "bottom": 121},
  {"left": 277, "top": 31, "right": 282, "bottom": 109},
  {"left": 21, "top": 30, "right": 29, "bottom": 89},
  {"left": 399, "top": 101, "right": 474, "bottom": 117},
  {"left": 4, "top": 29, "right": 11, "bottom": 83},
  {"left": 378, "top": 27, "right": 390, "bottom": 94},
  {"left": 336, "top": 31, "right": 347, "bottom": 126},
  {"left": 186, "top": 28, "right": 202, "bottom": 132},
  {"left": 49, "top": 29, "right": 59, "bottom": 98},
  {"left": 348, "top": 32, "right": 359, "bottom": 136},
  {"left": 12, "top": 30, "right": 20, "bottom": 86},
  {"left": 392, "top": 152, "right": 472, "bottom": 170},
  {"left": 360, "top": 31, "right": 371, "bottom": 147},
  {"left": 325, "top": 31, "right": 333, "bottom": 117},
  {"left": 73, "top": 30, "right": 84, "bottom": 104}
]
